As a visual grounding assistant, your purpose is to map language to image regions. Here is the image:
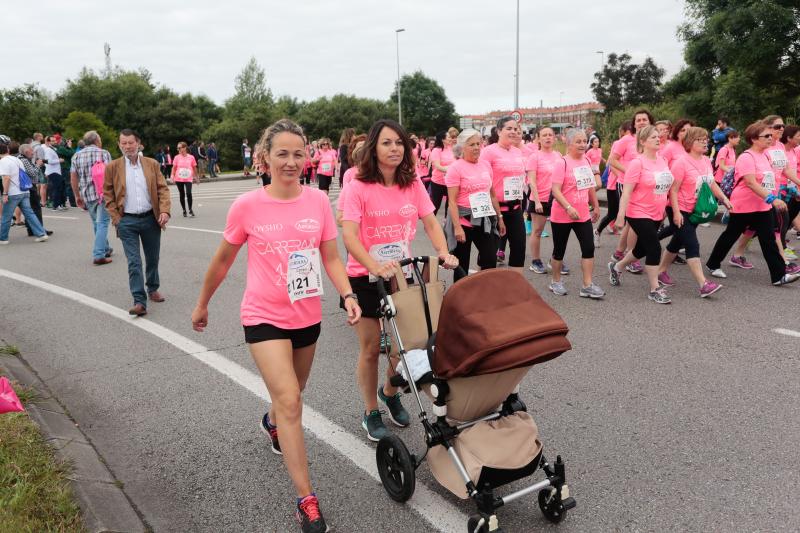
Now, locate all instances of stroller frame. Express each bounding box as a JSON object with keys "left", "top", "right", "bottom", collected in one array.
[{"left": 375, "top": 257, "right": 576, "bottom": 533}]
